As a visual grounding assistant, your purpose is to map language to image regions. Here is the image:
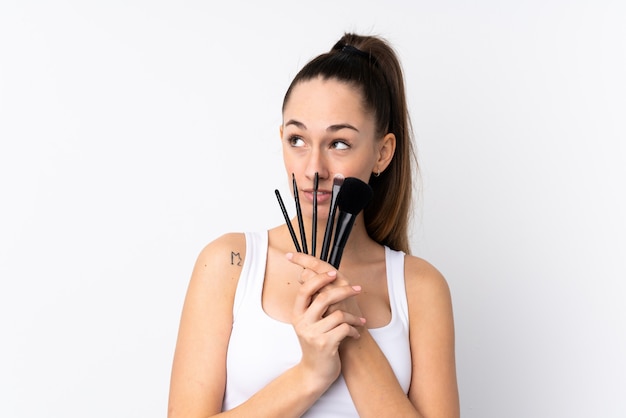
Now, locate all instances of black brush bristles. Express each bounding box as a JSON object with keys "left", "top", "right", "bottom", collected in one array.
[{"left": 335, "top": 177, "right": 373, "bottom": 216}]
